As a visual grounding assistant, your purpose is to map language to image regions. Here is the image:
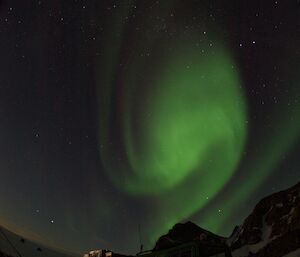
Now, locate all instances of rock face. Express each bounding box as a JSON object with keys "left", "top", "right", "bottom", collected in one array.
[
  {"left": 151, "top": 182, "right": 300, "bottom": 257},
  {"left": 153, "top": 221, "right": 226, "bottom": 251},
  {"left": 229, "top": 182, "right": 300, "bottom": 257}
]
